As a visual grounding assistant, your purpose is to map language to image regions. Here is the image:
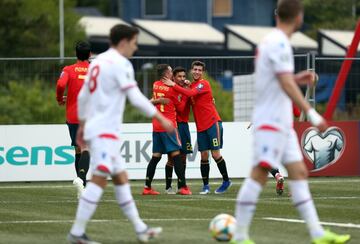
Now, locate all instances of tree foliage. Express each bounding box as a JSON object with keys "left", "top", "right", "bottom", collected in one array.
[
  {"left": 0, "top": 80, "right": 64, "bottom": 124},
  {"left": 303, "top": 0, "right": 359, "bottom": 38},
  {"left": 0, "top": 0, "right": 85, "bottom": 57}
]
